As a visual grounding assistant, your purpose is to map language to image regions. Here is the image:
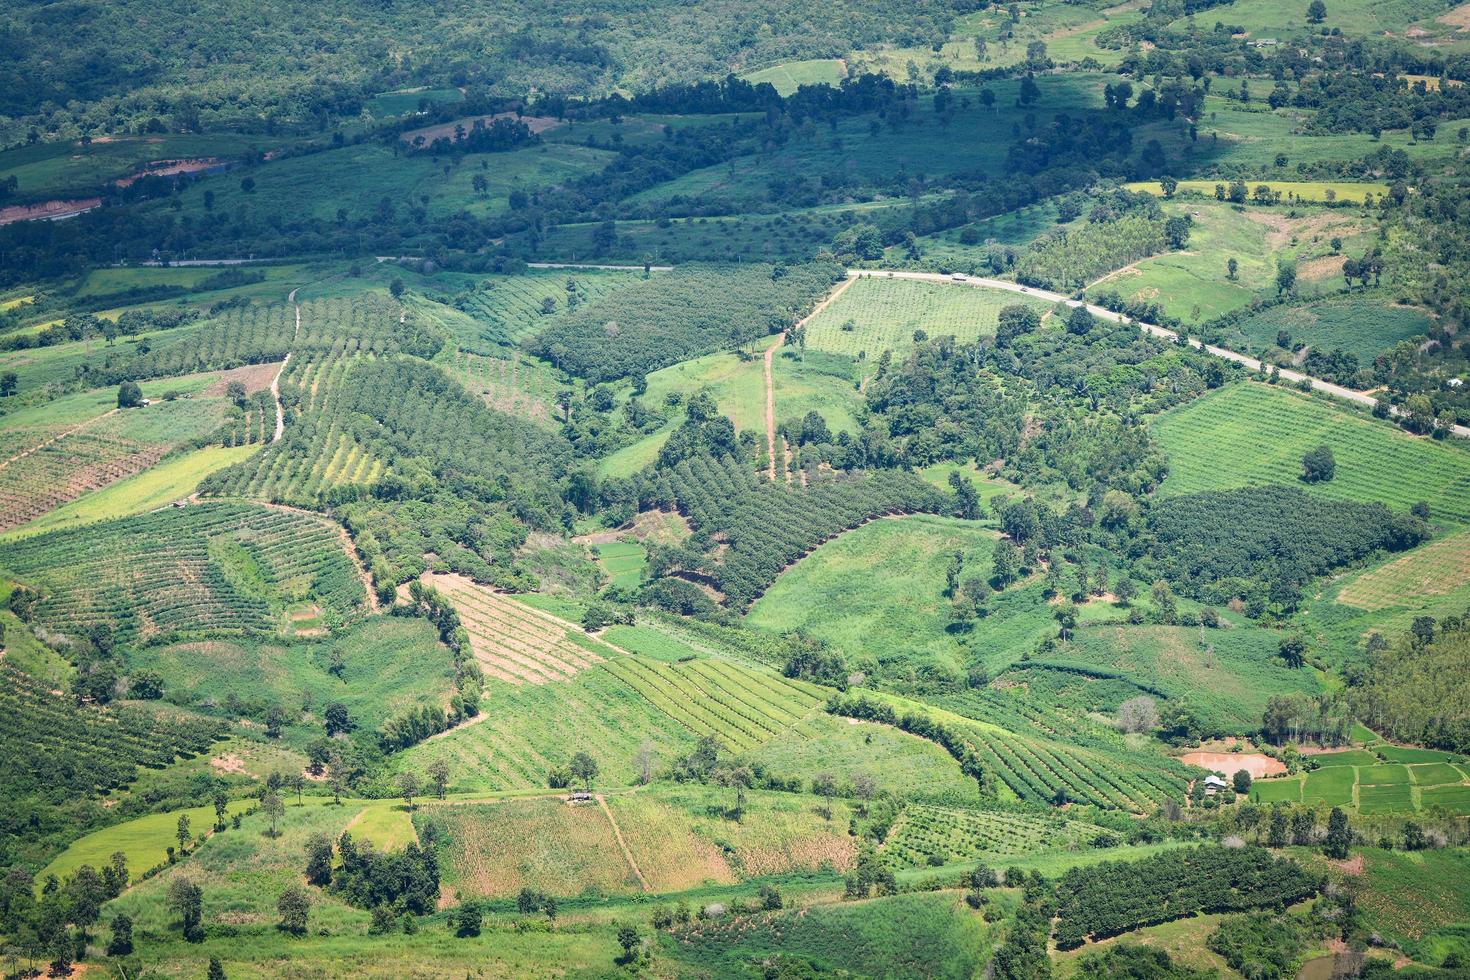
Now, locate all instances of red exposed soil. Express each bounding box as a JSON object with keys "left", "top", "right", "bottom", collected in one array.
[
  {"left": 0, "top": 198, "right": 101, "bottom": 225},
  {"left": 1179, "top": 751, "right": 1286, "bottom": 779}
]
